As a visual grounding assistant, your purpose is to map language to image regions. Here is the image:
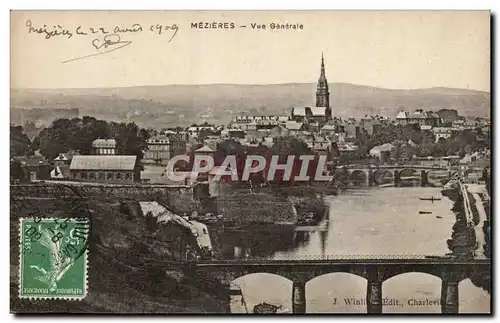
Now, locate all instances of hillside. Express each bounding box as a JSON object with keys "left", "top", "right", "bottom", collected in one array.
[
  {"left": 10, "top": 83, "right": 490, "bottom": 129},
  {"left": 10, "top": 196, "right": 229, "bottom": 313}
]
